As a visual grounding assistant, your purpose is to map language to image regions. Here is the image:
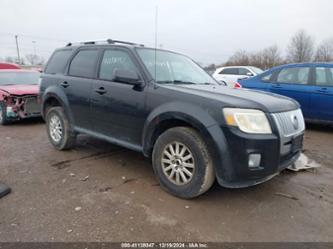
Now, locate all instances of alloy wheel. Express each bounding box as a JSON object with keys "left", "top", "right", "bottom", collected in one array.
[{"left": 161, "top": 142, "right": 195, "bottom": 185}]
